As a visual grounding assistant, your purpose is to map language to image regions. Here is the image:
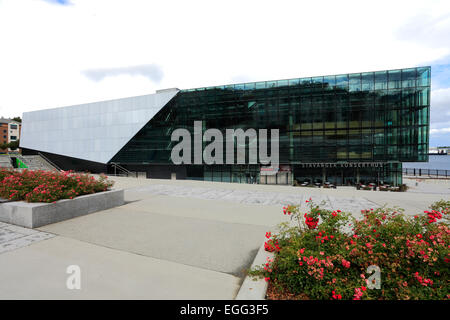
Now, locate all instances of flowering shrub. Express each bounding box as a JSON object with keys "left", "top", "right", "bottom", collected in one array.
[
  {"left": 249, "top": 199, "right": 450, "bottom": 300},
  {"left": 0, "top": 169, "right": 114, "bottom": 203}
]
